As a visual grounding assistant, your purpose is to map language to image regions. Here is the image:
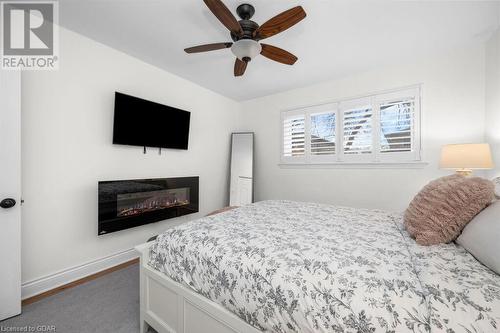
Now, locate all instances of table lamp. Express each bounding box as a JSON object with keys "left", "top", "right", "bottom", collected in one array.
[{"left": 440, "top": 143, "right": 494, "bottom": 176}]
